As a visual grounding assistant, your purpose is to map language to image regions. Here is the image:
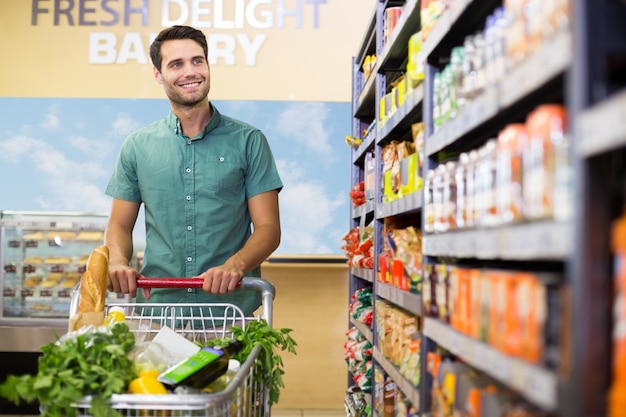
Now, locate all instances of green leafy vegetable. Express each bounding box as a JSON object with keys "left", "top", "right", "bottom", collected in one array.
[
  {"left": 203, "top": 319, "right": 297, "bottom": 405},
  {"left": 0, "top": 323, "right": 136, "bottom": 417}
]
